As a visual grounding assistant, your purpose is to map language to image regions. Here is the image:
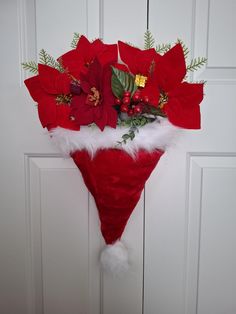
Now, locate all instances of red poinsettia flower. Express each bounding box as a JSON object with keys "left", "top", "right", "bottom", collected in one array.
[
  {"left": 118, "top": 41, "right": 161, "bottom": 106},
  {"left": 155, "top": 44, "right": 204, "bottom": 129},
  {"left": 24, "top": 64, "right": 79, "bottom": 130},
  {"left": 70, "top": 58, "right": 118, "bottom": 130},
  {"left": 59, "top": 35, "right": 118, "bottom": 80}
]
